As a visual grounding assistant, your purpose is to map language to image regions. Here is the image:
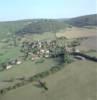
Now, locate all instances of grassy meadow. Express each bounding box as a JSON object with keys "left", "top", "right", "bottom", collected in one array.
[{"left": 0, "top": 61, "right": 96, "bottom": 100}]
